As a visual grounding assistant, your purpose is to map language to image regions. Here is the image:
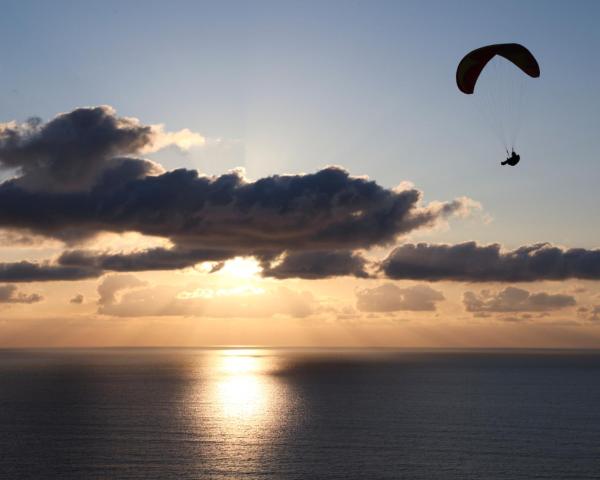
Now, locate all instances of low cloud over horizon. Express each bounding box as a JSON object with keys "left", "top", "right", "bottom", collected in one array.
[
  {"left": 95, "top": 274, "right": 317, "bottom": 319},
  {"left": 463, "top": 287, "right": 576, "bottom": 313},
  {"left": 0, "top": 284, "right": 43, "bottom": 304},
  {"left": 356, "top": 284, "right": 445, "bottom": 312}
]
